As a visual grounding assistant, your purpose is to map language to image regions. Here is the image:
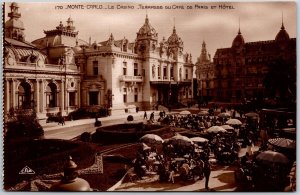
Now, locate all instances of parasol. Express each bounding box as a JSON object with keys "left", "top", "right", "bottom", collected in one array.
[
  {"left": 268, "top": 138, "right": 296, "bottom": 150},
  {"left": 168, "top": 134, "right": 194, "bottom": 146},
  {"left": 140, "top": 143, "right": 151, "bottom": 151},
  {"left": 190, "top": 137, "right": 208, "bottom": 143},
  {"left": 226, "top": 119, "right": 242, "bottom": 125},
  {"left": 221, "top": 124, "right": 234, "bottom": 130},
  {"left": 140, "top": 134, "right": 164, "bottom": 145},
  {"left": 245, "top": 112, "right": 259, "bottom": 118},
  {"left": 218, "top": 112, "right": 231, "bottom": 118},
  {"left": 179, "top": 110, "right": 191, "bottom": 115},
  {"left": 207, "top": 126, "right": 226, "bottom": 133},
  {"left": 198, "top": 110, "right": 209, "bottom": 116},
  {"left": 256, "top": 150, "right": 289, "bottom": 164}
]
